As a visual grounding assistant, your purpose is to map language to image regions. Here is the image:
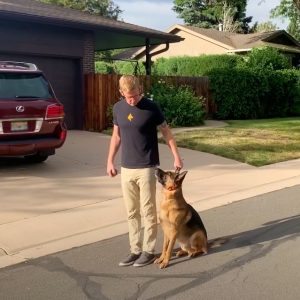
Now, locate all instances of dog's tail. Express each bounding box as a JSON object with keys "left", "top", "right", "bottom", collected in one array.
[{"left": 208, "top": 237, "right": 228, "bottom": 248}]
